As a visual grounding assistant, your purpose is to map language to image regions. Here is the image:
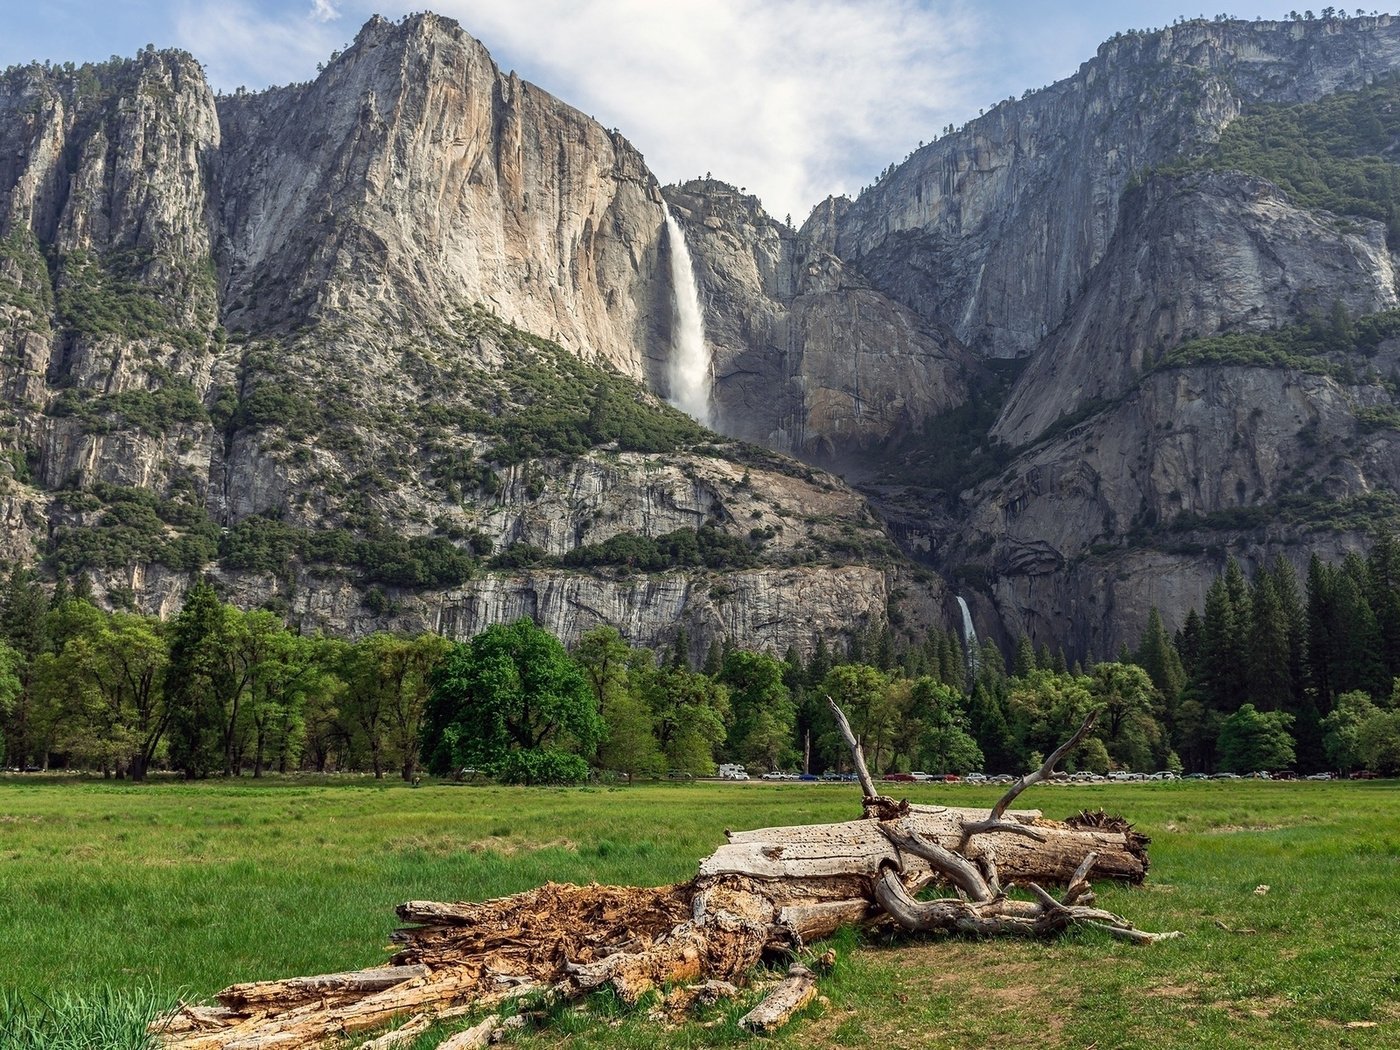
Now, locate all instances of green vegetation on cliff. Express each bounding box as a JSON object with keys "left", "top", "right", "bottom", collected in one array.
[
  {"left": 0, "top": 228, "right": 53, "bottom": 326},
  {"left": 1152, "top": 305, "right": 1400, "bottom": 377},
  {"left": 411, "top": 306, "right": 711, "bottom": 465},
  {"left": 1176, "top": 73, "right": 1400, "bottom": 236}
]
